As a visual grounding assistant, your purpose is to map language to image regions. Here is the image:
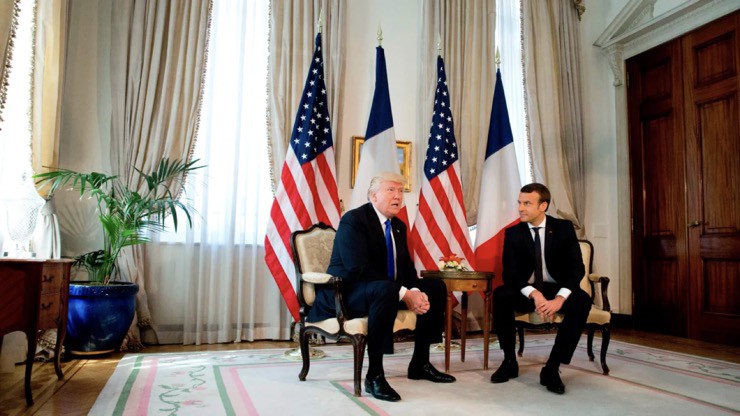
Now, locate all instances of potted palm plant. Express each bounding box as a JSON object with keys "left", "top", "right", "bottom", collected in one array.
[{"left": 34, "top": 158, "right": 202, "bottom": 354}]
